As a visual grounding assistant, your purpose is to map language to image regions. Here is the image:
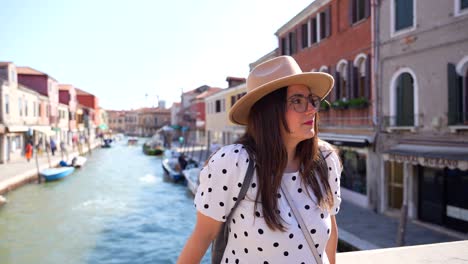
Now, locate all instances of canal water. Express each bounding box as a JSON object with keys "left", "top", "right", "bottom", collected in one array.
[{"left": 0, "top": 139, "right": 210, "bottom": 264}]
